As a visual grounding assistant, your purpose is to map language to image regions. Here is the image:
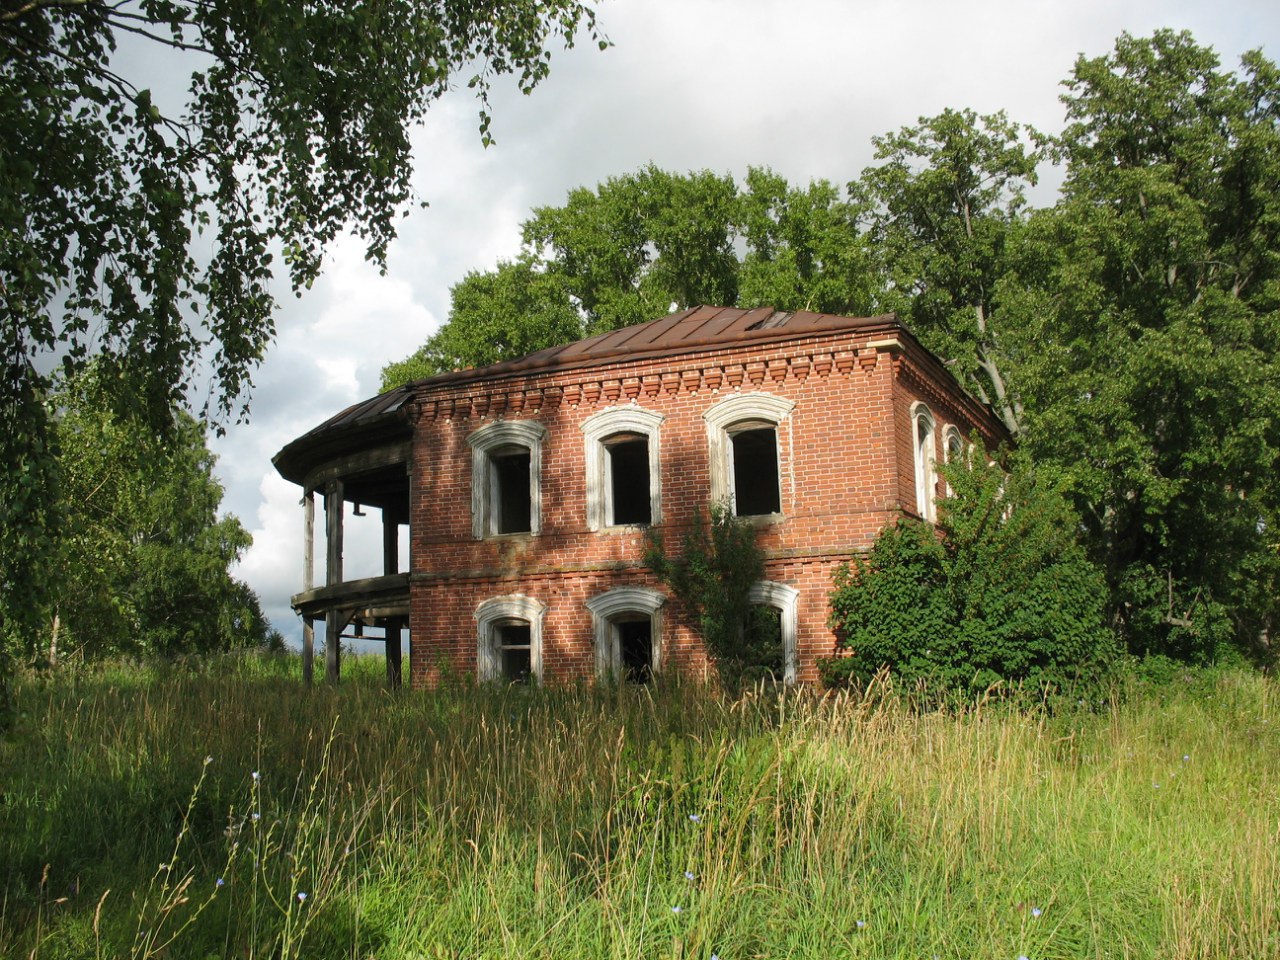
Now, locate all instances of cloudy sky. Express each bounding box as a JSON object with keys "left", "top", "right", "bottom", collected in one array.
[{"left": 207, "top": 0, "right": 1280, "bottom": 644}]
